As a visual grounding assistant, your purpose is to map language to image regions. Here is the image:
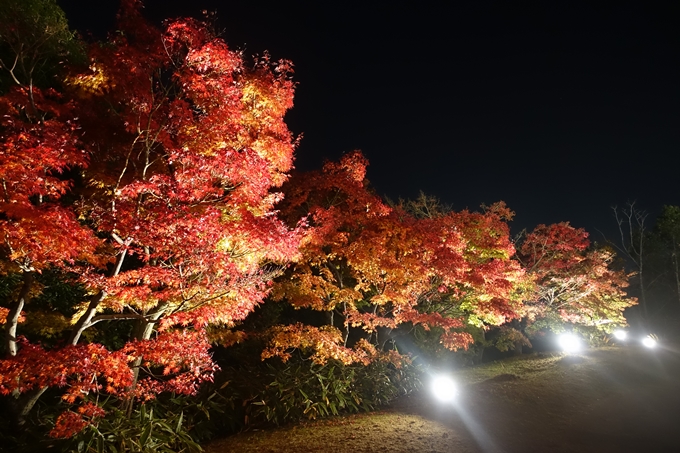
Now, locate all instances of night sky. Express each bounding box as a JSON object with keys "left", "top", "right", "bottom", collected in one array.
[{"left": 58, "top": 0, "right": 680, "bottom": 240}]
